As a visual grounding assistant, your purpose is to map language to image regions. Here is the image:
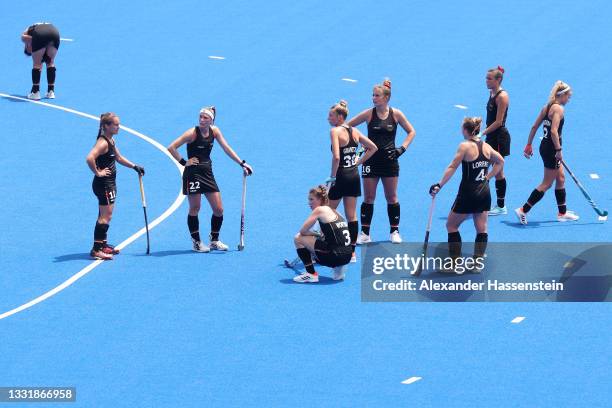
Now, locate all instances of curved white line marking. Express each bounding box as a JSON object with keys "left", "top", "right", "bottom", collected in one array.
[{"left": 0, "top": 93, "right": 185, "bottom": 320}]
